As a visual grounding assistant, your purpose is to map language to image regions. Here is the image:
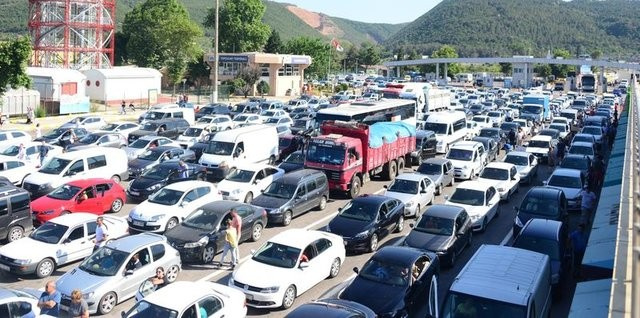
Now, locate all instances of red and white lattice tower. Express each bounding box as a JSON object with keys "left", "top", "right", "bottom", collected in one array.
[{"left": 28, "top": 0, "right": 115, "bottom": 69}]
